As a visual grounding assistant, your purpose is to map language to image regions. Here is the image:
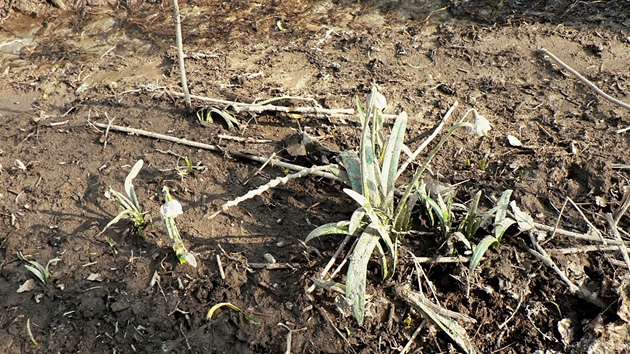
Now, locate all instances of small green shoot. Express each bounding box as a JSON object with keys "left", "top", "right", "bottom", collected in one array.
[
  {"left": 20, "top": 253, "right": 60, "bottom": 285},
  {"left": 160, "top": 186, "right": 197, "bottom": 267},
  {"left": 176, "top": 155, "right": 207, "bottom": 177},
  {"left": 206, "top": 302, "right": 259, "bottom": 324},
  {"left": 468, "top": 190, "right": 515, "bottom": 269},
  {"left": 27, "top": 318, "right": 38, "bottom": 346},
  {"left": 100, "top": 160, "right": 147, "bottom": 236}
]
